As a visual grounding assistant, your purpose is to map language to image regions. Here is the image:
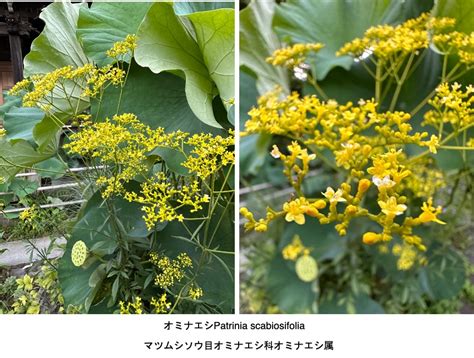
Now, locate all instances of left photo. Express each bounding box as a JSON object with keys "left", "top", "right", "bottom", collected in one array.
[{"left": 0, "top": 1, "right": 235, "bottom": 314}]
